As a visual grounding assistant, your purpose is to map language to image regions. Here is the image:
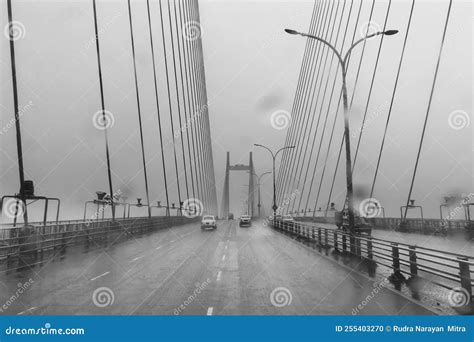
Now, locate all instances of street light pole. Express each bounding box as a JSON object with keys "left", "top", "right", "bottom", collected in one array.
[
  {"left": 248, "top": 171, "right": 271, "bottom": 217},
  {"left": 284, "top": 28, "right": 398, "bottom": 236},
  {"left": 254, "top": 144, "right": 295, "bottom": 220}
]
